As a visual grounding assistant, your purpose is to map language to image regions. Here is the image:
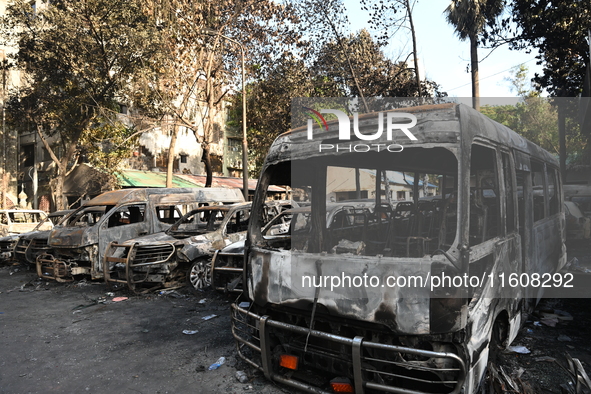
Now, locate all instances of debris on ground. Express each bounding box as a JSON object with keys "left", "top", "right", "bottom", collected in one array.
[
  {"left": 208, "top": 356, "right": 226, "bottom": 370},
  {"left": 158, "top": 289, "right": 184, "bottom": 298},
  {"left": 72, "top": 298, "right": 104, "bottom": 311},
  {"left": 559, "top": 353, "right": 591, "bottom": 394},
  {"left": 182, "top": 330, "right": 199, "bottom": 335},
  {"left": 535, "top": 356, "right": 557, "bottom": 363},
  {"left": 540, "top": 318, "right": 559, "bottom": 327},
  {"left": 236, "top": 370, "right": 249, "bottom": 383},
  {"left": 486, "top": 362, "right": 534, "bottom": 393},
  {"left": 565, "top": 257, "right": 591, "bottom": 274},
  {"left": 506, "top": 345, "right": 531, "bottom": 354}
]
